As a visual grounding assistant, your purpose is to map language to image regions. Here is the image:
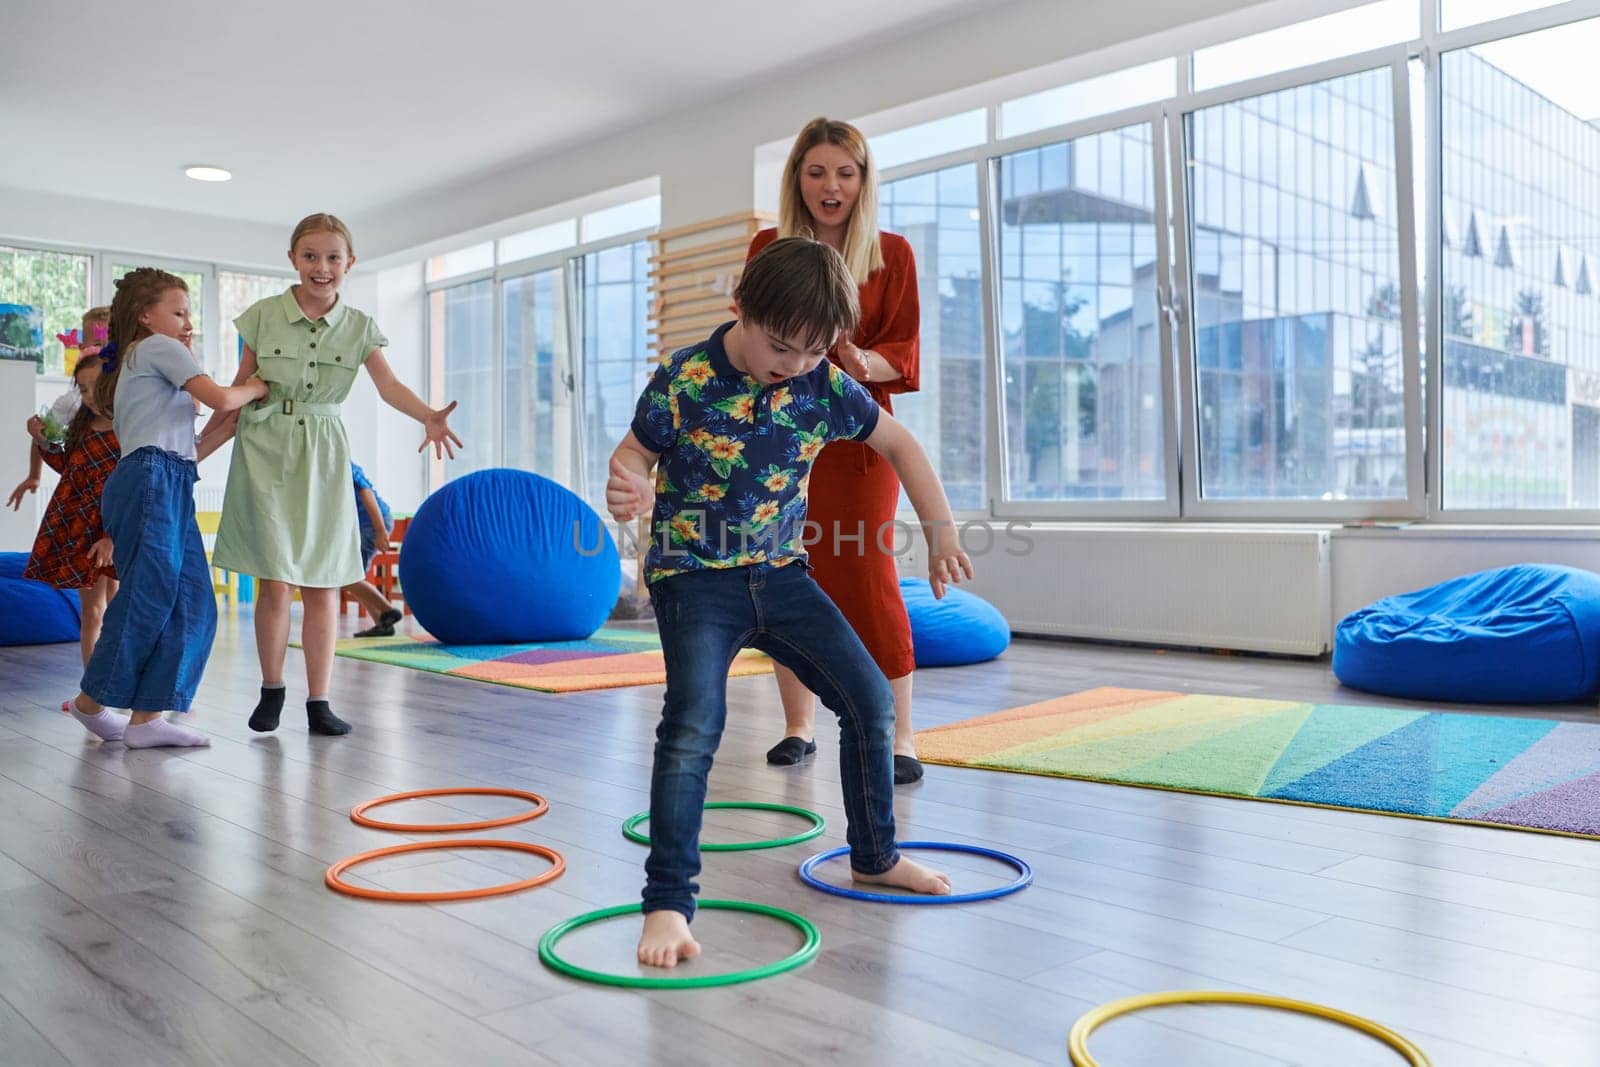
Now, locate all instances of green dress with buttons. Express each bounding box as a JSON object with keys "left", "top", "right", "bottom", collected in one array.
[{"left": 212, "top": 288, "right": 388, "bottom": 588}]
